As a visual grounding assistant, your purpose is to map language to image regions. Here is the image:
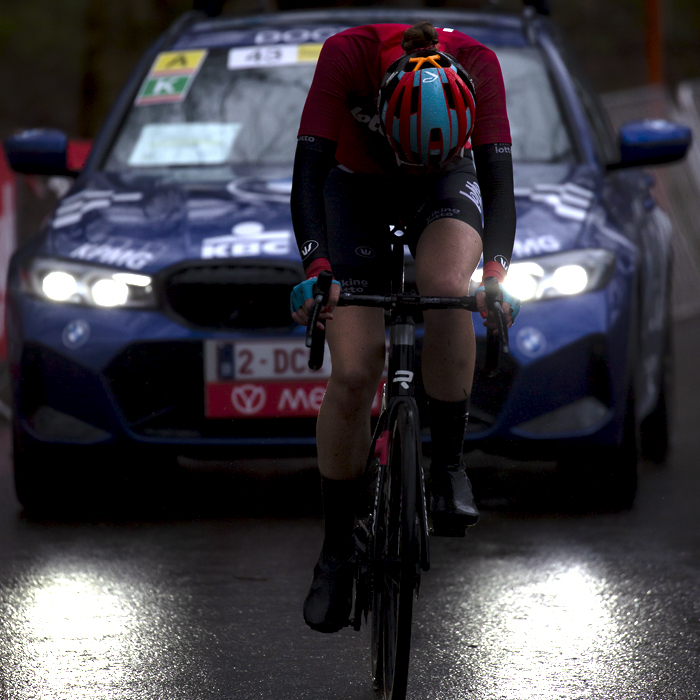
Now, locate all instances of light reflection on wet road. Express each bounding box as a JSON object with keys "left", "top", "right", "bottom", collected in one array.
[{"left": 1, "top": 319, "right": 700, "bottom": 700}]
